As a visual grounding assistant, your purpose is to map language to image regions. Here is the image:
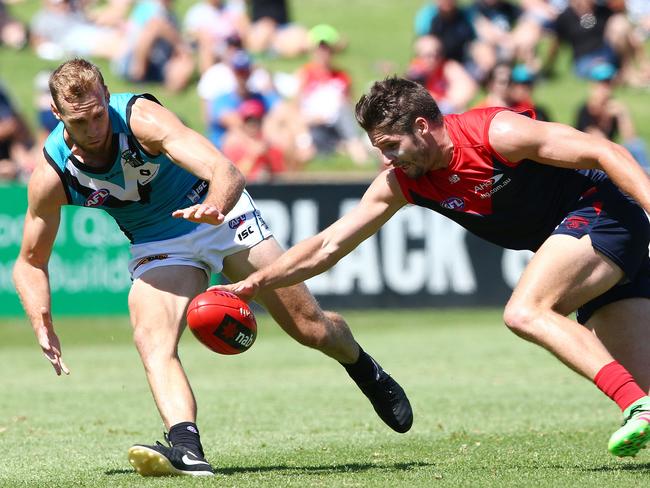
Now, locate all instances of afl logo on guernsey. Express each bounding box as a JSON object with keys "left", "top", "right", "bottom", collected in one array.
[
  {"left": 441, "top": 197, "right": 464, "bottom": 210},
  {"left": 85, "top": 189, "right": 110, "bottom": 207}
]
